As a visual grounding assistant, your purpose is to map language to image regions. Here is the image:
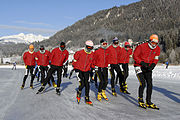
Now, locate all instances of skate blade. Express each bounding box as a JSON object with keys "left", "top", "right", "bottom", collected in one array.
[
  {"left": 139, "top": 105, "right": 147, "bottom": 109},
  {"left": 86, "top": 103, "right": 93, "bottom": 106},
  {"left": 56, "top": 93, "right": 61, "bottom": 96}
]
